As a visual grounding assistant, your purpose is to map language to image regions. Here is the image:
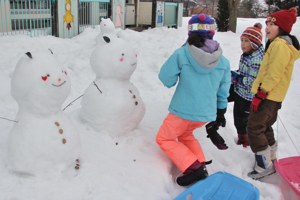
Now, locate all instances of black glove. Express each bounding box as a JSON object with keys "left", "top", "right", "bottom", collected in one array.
[
  {"left": 216, "top": 108, "right": 226, "bottom": 128},
  {"left": 205, "top": 121, "right": 228, "bottom": 150}
]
